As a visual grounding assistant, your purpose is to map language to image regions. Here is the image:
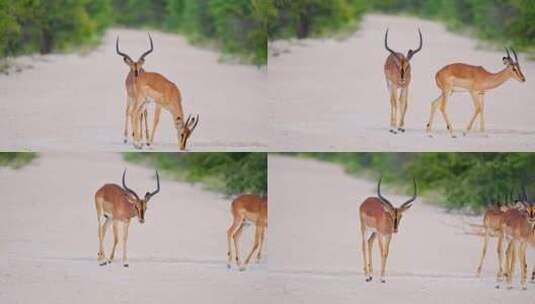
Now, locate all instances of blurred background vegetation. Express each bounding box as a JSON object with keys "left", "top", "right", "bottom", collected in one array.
[
  {"left": 0, "top": 152, "right": 38, "bottom": 168},
  {"left": 124, "top": 152, "right": 267, "bottom": 196},
  {"left": 2, "top": 1, "right": 534, "bottom": 65},
  {"left": 270, "top": 0, "right": 535, "bottom": 55},
  {"left": 300, "top": 152, "right": 535, "bottom": 212},
  {"left": 0, "top": 0, "right": 268, "bottom": 64}
]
